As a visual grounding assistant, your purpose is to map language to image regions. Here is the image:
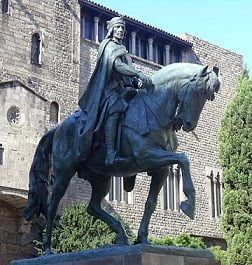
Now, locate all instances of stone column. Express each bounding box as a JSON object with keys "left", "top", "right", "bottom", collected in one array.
[
  {"left": 81, "top": 16, "right": 85, "bottom": 38},
  {"left": 120, "top": 178, "right": 125, "bottom": 203},
  {"left": 148, "top": 38, "right": 153, "bottom": 61},
  {"left": 93, "top": 16, "right": 100, "bottom": 43},
  {"left": 112, "top": 177, "right": 117, "bottom": 202},
  {"left": 131, "top": 31, "right": 136, "bottom": 55},
  {"left": 181, "top": 50, "right": 188, "bottom": 62},
  {"left": 164, "top": 44, "right": 170, "bottom": 65}
]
